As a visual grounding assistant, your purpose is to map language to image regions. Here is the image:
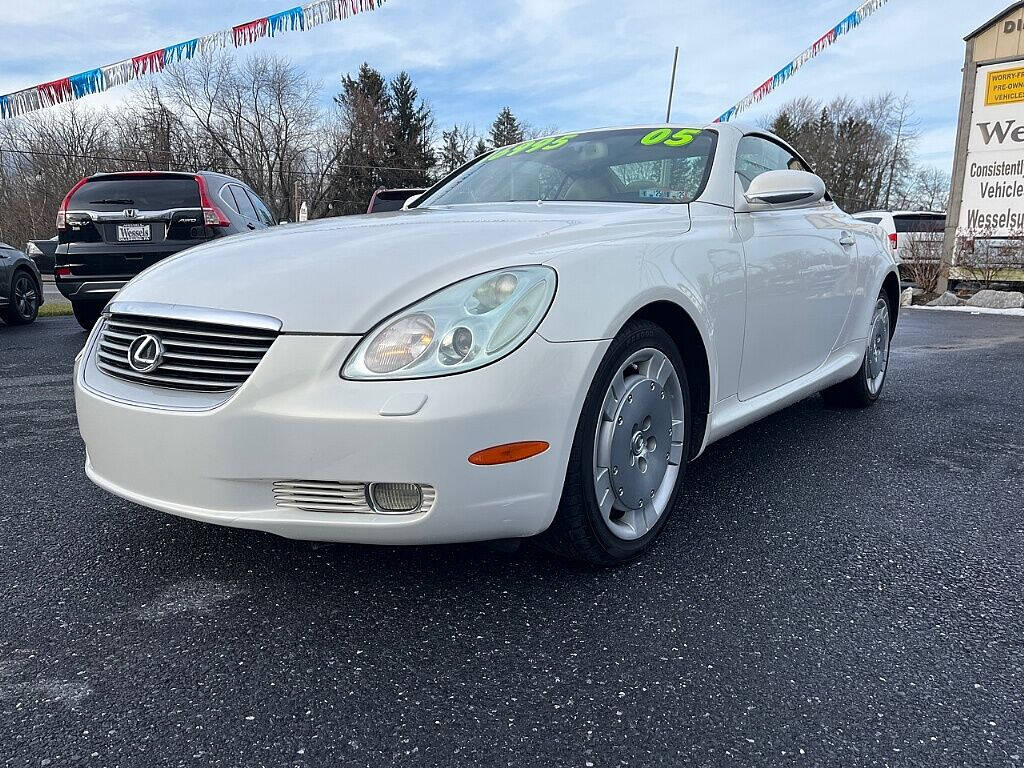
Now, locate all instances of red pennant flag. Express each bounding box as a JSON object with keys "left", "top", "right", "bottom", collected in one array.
[
  {"left": 233, "top": 18, "right": 269, "bottom": 47},
  {"left": 132, "top": 49, "right": 166, "bottom": 77},
  {"left": 37, "top": 77, "right": 72, "bottom": 105}
]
